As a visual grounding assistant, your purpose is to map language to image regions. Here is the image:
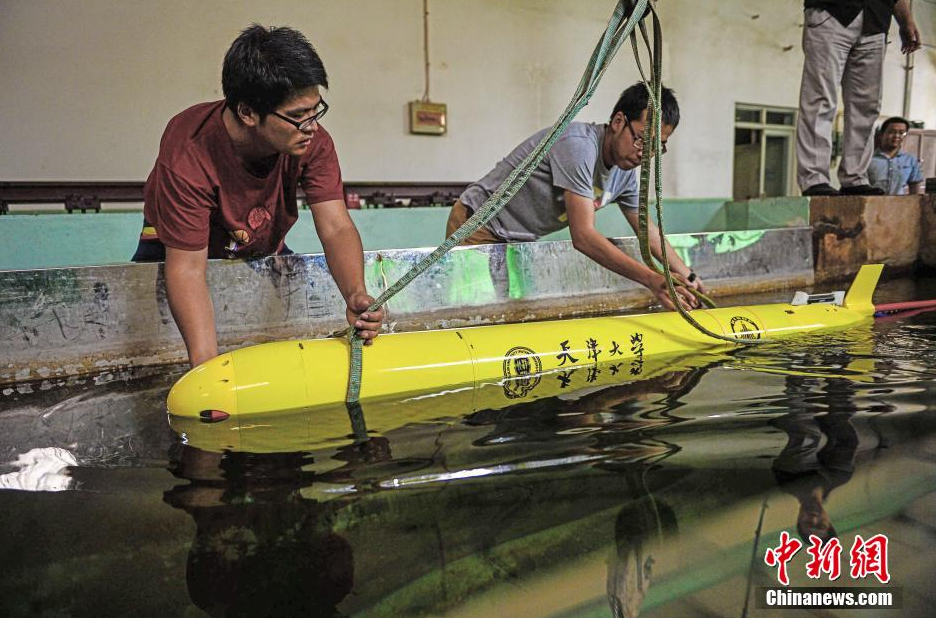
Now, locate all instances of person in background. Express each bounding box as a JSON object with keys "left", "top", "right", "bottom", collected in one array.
[
  {"left": 868, "top": 116, "right": 924, "bottom": 195},
  {"left": 132, "top": 25, "right": 383, "bottom": 367},
  {"left": 446, "top": 83, "right": 702, "bottom": 312},
  {"left": 796, "top": 0, "right": 921, "bottom": 197}
]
